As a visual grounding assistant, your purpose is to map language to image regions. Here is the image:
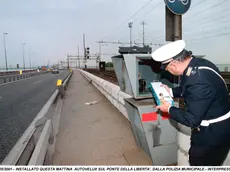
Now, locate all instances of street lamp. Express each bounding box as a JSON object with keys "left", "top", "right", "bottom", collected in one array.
[
  {"left": 33, "top": 52, "right": 36, "bottom": 69},
  {"left": 3, "top": 33, "right": 8, "bottom": 71},
  {"left": 128, "top": 22, "right": 133, "bottom": 47},
  {"left": 22, "top": 43, "right": 26, "bottom": 70},
  {"left": 29, "top": 47, "right": 31, "bottom": 69}
]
